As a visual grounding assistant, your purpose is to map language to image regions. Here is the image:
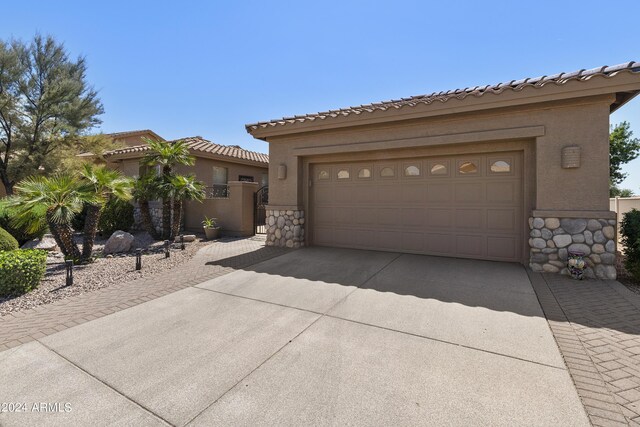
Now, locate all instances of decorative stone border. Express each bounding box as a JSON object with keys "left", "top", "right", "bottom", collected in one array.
[
  {"left": 528, "top": 217, "right": 617, "bottom": 279},
  {"left": 266, "top": 209, "right": 304, "bottom": 248}
]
